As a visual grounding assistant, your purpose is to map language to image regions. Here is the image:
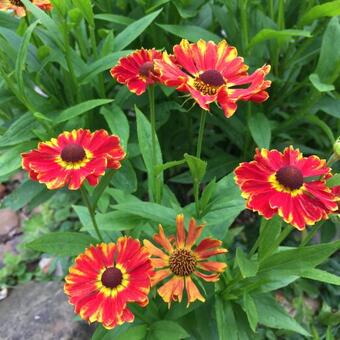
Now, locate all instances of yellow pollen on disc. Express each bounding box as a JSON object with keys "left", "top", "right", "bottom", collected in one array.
[
  {"left": 169, "top": 249, "right": 197, "bottom": 276},
  {"left": 194, "top": 70, "right": 225, "bottom": 95}
]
